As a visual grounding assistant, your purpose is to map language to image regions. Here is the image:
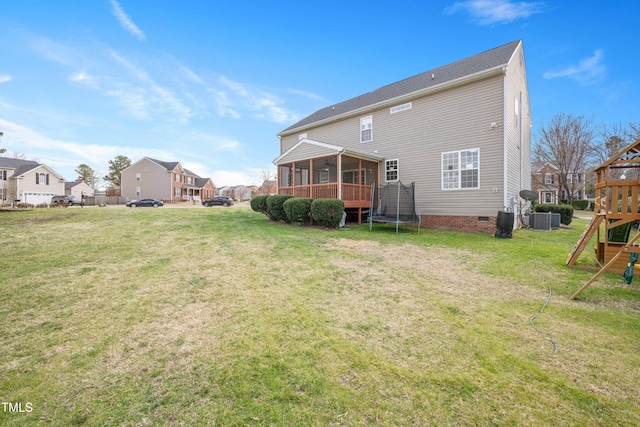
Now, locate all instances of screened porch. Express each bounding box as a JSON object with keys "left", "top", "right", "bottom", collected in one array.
[{"left": 277, "top": 155, "right": 378, "bottom": 211}]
